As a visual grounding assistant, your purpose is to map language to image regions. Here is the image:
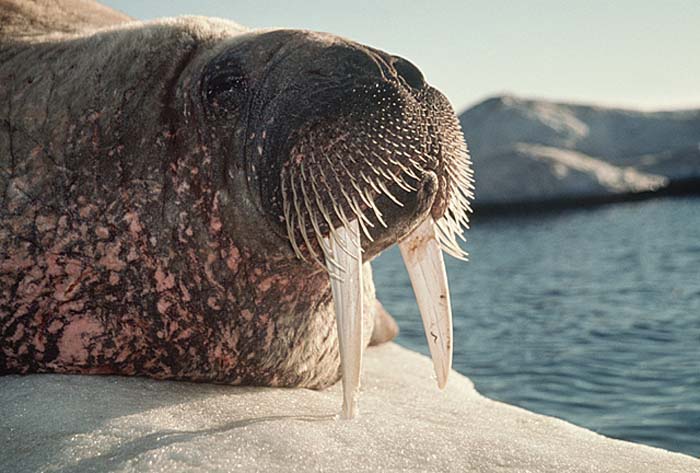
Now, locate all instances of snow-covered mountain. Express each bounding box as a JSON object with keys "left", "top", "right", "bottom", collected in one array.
[{"left": 459, "top": 96, "right": 700, "bottom": 209}]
